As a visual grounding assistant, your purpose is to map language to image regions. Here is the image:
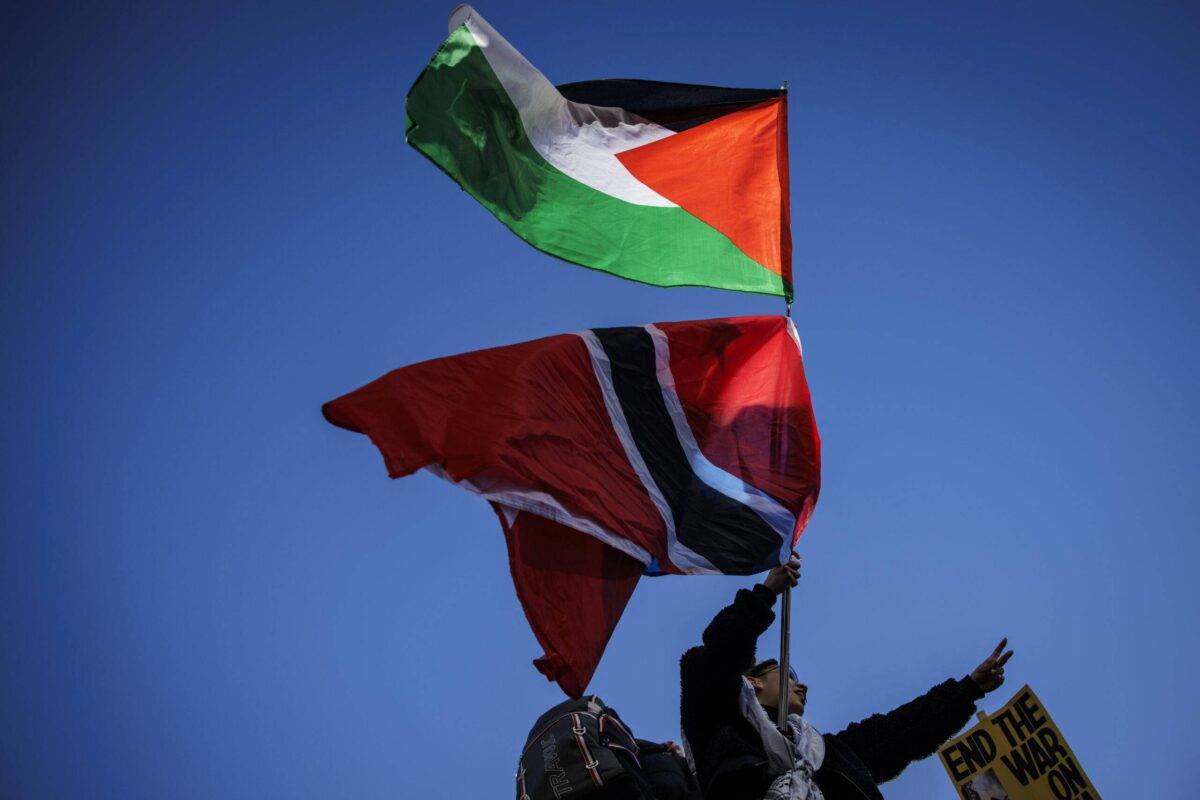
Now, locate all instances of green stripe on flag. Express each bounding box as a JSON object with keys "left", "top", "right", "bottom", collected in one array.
[{"left": 405, "top": 25, "right": 786, "bottom": 298}]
